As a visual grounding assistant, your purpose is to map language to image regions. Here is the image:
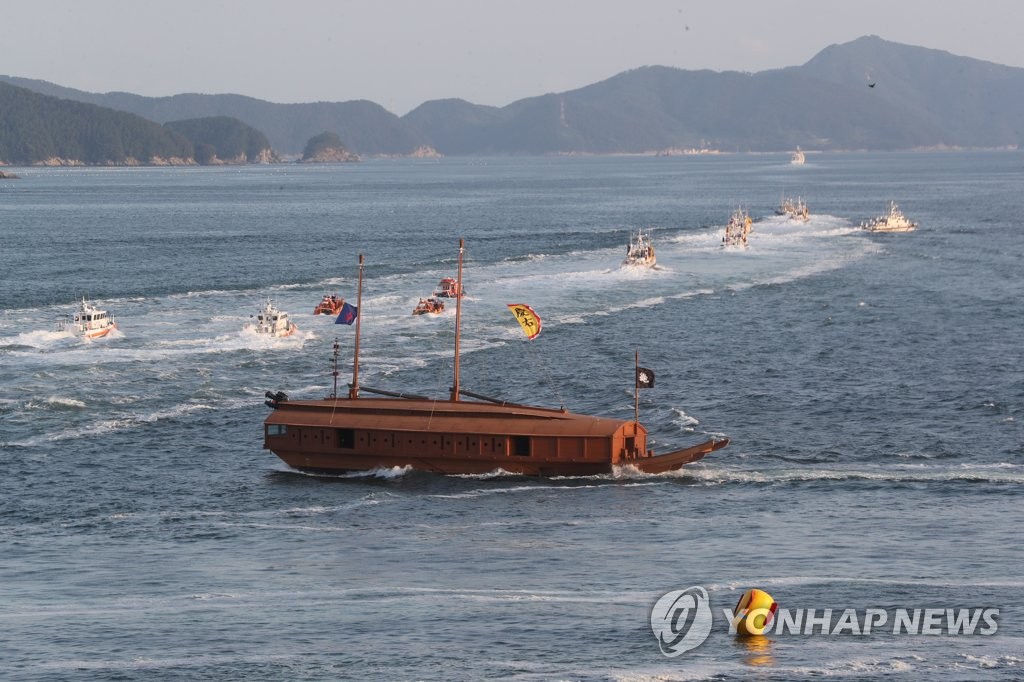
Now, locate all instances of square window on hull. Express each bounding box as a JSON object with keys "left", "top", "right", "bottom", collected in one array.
[{"left": 512, "top": 436, "right": 530, "bottom": 457}]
